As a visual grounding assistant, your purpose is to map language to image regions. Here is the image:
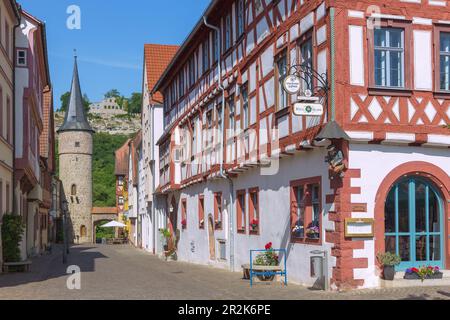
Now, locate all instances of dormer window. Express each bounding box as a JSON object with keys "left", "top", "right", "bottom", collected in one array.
[{"left": 17, "top": 49, "right": 27, "bottom": 66}]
